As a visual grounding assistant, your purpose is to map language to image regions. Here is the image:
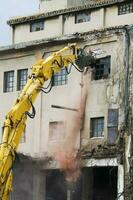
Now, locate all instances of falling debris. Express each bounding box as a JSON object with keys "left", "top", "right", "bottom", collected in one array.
[{"left": 52, "top": 148, "right": 81, "bottom": 182}]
